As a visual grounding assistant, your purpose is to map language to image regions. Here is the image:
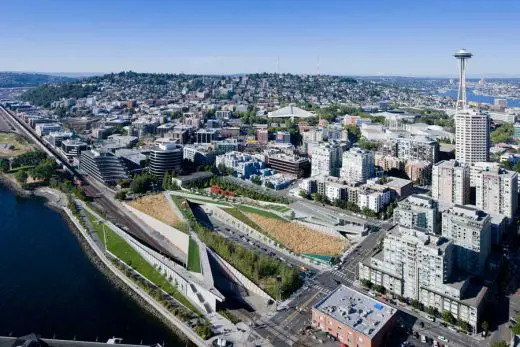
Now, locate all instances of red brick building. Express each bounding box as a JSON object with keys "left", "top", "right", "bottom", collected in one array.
[{"left": 312, "top": 285, "right": 397, "bottom": 347}]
